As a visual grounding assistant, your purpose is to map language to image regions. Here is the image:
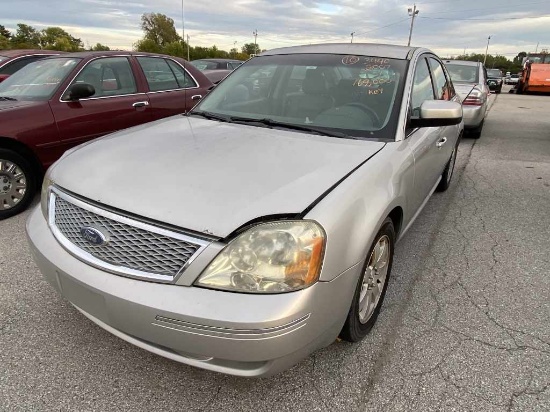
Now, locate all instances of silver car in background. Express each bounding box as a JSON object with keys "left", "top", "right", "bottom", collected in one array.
[
  {"left": 27, "top": 44, "right": 463, "bottom": 377},
  {"left": 444, "top": 60, "right": 489, "bottom": 138}
]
